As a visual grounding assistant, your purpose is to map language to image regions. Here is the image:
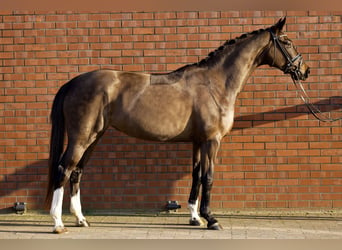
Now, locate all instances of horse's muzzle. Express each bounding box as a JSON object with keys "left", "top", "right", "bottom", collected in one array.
[
  {"left": 304, "top": 67, "right": 310, "bottom": 80},
  {"left": 293, "top": 66, "right": 310, "bottom": 81}
]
